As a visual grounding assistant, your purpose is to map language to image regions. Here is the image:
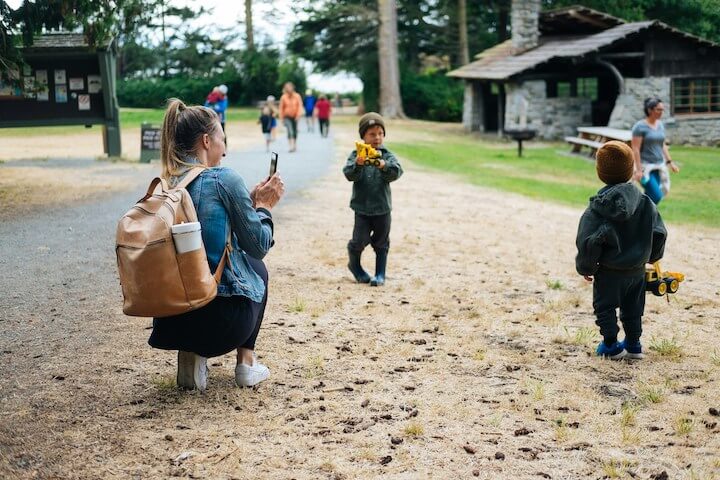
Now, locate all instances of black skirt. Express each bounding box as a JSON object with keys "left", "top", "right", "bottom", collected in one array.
[{"left": 148, "top": 257, "right": 268, "bottom": 358}]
